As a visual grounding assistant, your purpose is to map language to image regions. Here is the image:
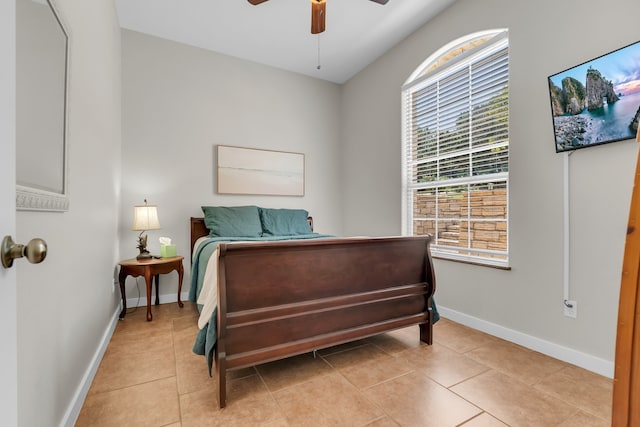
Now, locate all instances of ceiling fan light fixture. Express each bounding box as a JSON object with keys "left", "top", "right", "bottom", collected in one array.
[
  {"left": 310, "top": 0, "right": 326, "bottom": 34},
  {"left": 247, "top": 0, "right": 388, "bottom": 35}
]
